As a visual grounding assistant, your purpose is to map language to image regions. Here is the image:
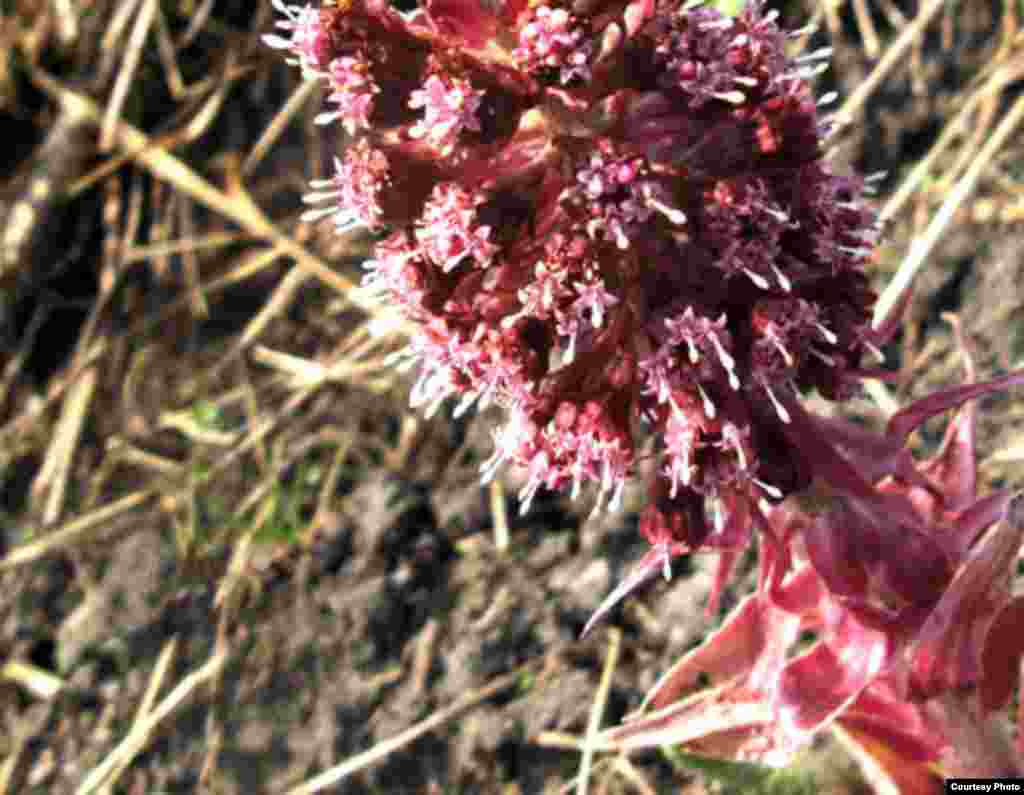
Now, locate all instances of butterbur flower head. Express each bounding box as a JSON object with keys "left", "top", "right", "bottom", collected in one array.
[
  {"left": 269, "top": 0, "right": 882, "bottom": 569},
  {"left": 317, "top": 54, "right": 380, "bottom": 134},
  {"left": 302, "top": 144, "right": 389, "bottom": 232},
  {"left": 264, "top": 0, "right": 334, "bottom": 75},
  {"left": 514, "top": 5, "right": 593, "bottom": 85},
  {"left": 416, "top": 182, "right": 496, "bottom": 271},
  {"left": 408, "top": 73, "right": 484, "bottom": 155}
]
